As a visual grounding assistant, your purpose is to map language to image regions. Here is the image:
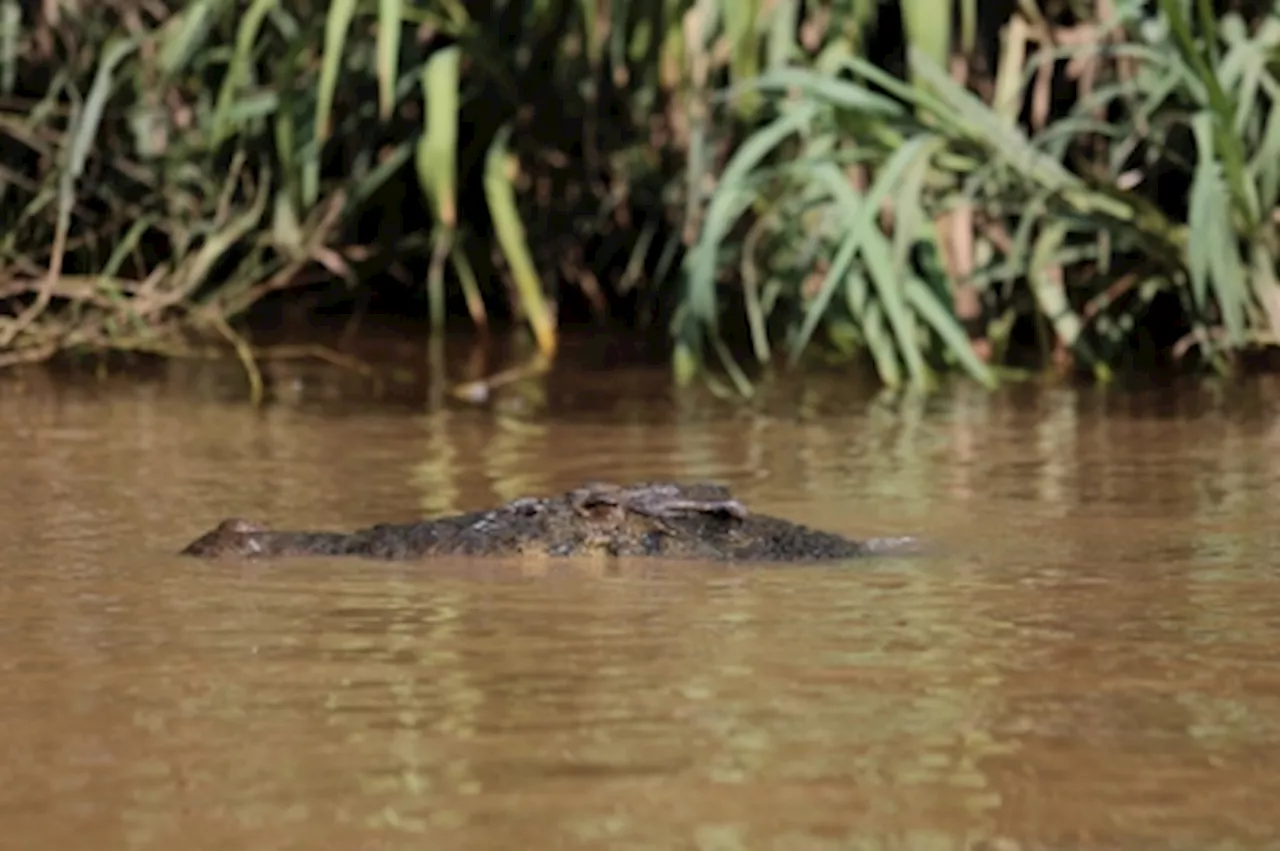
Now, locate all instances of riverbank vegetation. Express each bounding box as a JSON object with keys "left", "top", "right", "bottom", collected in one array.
[{"left": 1, "top": 0, "right": 1278, "bottom": 393}]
